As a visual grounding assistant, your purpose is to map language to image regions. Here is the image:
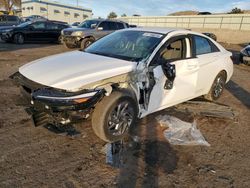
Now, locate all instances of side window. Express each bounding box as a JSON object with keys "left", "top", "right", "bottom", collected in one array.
[
  {"left": 108, "top": 22, "right": 117, "bottom": 30},
  {"left": 194, "top": 35, "right": 219, "bottom": 55},
  {"left": 116, "top": 22, "right": 125, "bottom": 29},
  {"left": 160, "top": 39, "right": 185, "bottom": 61},
  {"left": 31, "top": 22, "right": 46, "bottom": 29},
  {"left": 98, "top": 21, "right": 109, "bottom": 30},
  {"left": 46, "top": 23, "right": 59, "bottom": 30},
  {"left": 7, "top": 16, "right": 18, "bottom": 22}
]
